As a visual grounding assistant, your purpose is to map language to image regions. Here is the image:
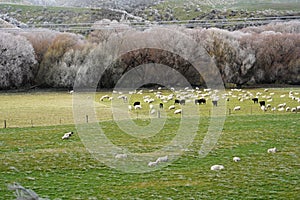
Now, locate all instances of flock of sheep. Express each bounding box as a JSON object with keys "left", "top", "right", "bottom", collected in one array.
[
  {"left": 64, "top": 87, "right": 297, "bottom": 169},
  {"left": 97, "top": 87, "right": 300, "bottom": 116}
]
